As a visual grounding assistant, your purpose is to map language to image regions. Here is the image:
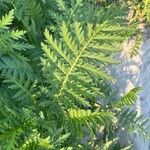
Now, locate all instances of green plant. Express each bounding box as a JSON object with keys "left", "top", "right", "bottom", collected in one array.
[{"left": 0, "top": 1, "right": 149, "bottom": 149}]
